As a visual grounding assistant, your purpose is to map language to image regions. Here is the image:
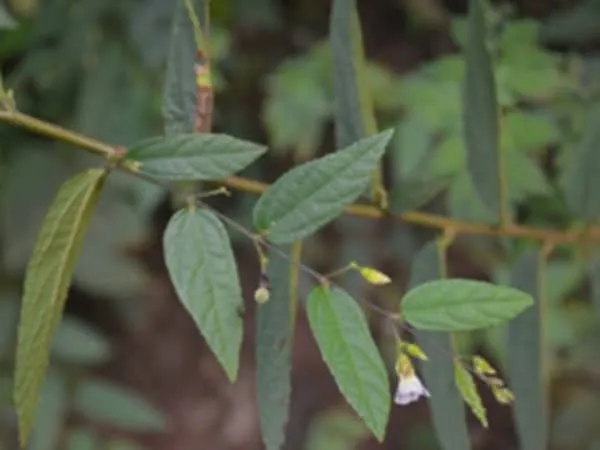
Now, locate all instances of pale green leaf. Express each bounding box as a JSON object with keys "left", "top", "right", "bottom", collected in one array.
[
  {"left": 0, "top": 5, "right": 16, "bottom": 29},
  {"left": 454, "top": 362, "right": 488, "bottom": 428},
  {"left": 163, "top": 0, "right": 203, "bottom": 135},
  {"left": 330, "top": 0, "right": 377, "bottom": 147},
  {"left": 401, "top": 278, "right": 534, "bottom": 331},
  {"left": 307, "top": 286, "right": 390, "bottom": 441},
  {"left": 506, "top": 250, "right": 548, "bottom": 450},
  {"left": 503, "top": 112, "right": 559, "bottom": 152},
  {"left": 125, "top": 134, "right": 267, "bottom": 181},
  {"left": 448, "top": 173, "right": 498, "bottom": 224},
  {"left": 505, "top": 152, "right": 552, "bottom": 202},
  {"left": 409, "top": 241, "right": 471, "bottom": 450},
  {"left": 392, "top": 115, "right": 434, "bottom": 179},
  {"left": 73, "top": 378, "right": 166, "bottom": 431},
  {"left": 253, "top": 130, "right": 393, "bottom": 244},
  {"left": 563, "top": 104, "right": 600, "bottom": 221},
  {"left": 304, "top": 410, "right": 369, "bottom": 450},
  {"left": 463, "top": 0, "right": 500, "bottom": 219},
  {"left": 163, "top": 208, "right": 244, "bottom": 381},
  {"left": 256, "top": 247, "right": 294, "bottom": 450},
  {"left": 50, "top": 316, "right": 111, "bottom": 366},
  {"left": 14, "top": 168, "right": 106, "bottom": 446}
]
